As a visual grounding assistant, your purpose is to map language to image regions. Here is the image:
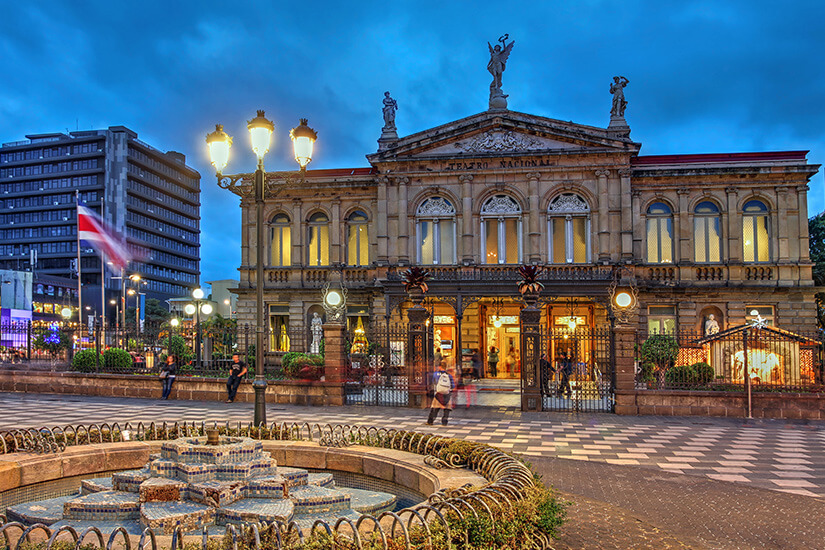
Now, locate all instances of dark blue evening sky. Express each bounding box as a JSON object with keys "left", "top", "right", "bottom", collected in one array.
[{"left": 2, "top": 1, "right": 824, "bottom": 284}]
